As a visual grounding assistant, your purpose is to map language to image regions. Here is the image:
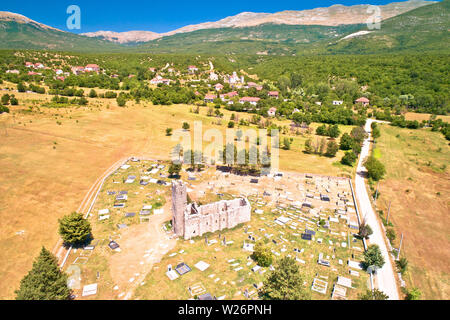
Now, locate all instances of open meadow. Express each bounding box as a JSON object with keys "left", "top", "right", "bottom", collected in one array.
[{"left": 375, "top": 124, "right": 450, "bottom": 299}]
